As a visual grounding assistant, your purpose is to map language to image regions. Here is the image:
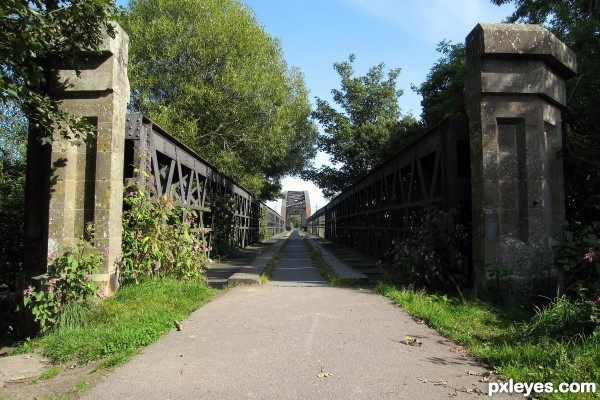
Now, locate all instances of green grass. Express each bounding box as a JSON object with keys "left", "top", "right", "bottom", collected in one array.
[
  {"left": 301, "top": 235, "right": 364, "bottom": 287},
  {"left": 72, "top": 379, "right": 90, "bottom": 393},
  {"left": 259, "top": 239, "right": 289, "bottom": 284},
  {"left": 34, "top": 366, "right": 61, "bottom": 382},
  {"left": 14, "top": 278, "right": 216, "bottom": 366},
  {"left": 376, "top": 283, "right": 600, "bottom": 399}
]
